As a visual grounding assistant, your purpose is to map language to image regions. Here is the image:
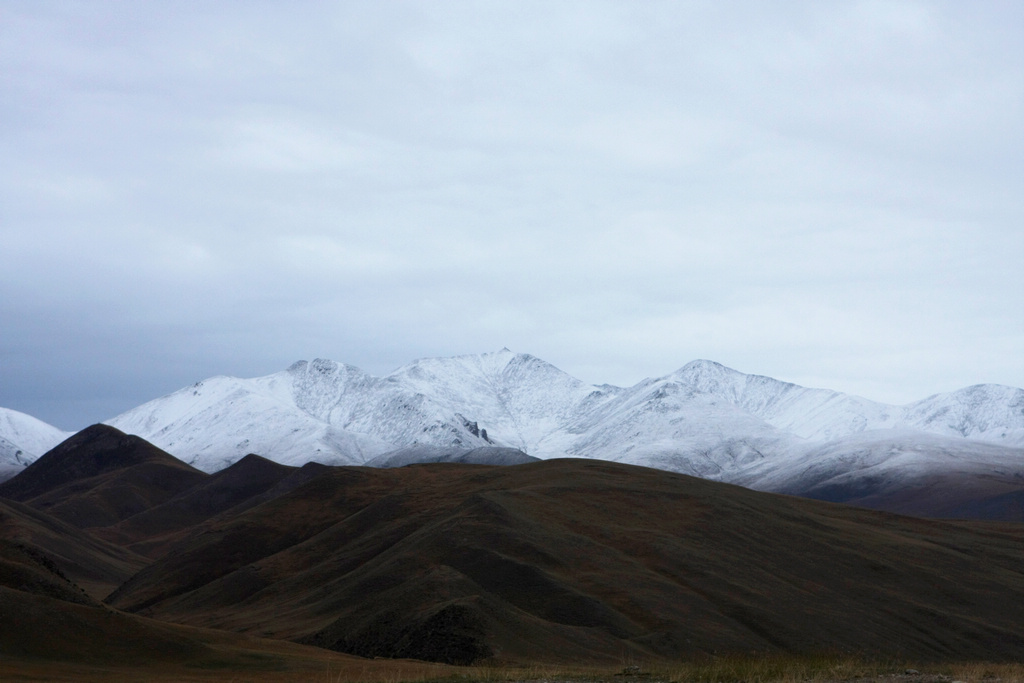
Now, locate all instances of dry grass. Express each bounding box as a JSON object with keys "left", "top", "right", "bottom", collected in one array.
[
  {"left": 662, "top": 654, "right": 902, "bottom": 682},
  {"left": 943, "top": 661, "right": 1024, "bottom": 683},
  {"left": 0, "top": 653, "right": 456, "bottom": 683},
  {"left": 402, "top": 657, "right": 1024, "bottom": 683},
  {"left": 4, "top": 655, "right": 1024, "bottom": 683}
]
